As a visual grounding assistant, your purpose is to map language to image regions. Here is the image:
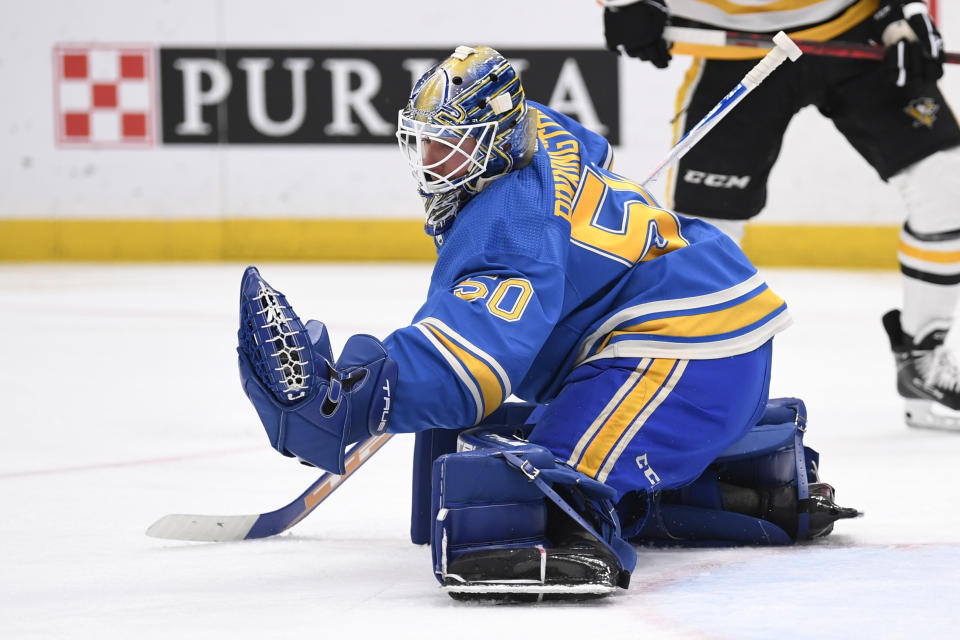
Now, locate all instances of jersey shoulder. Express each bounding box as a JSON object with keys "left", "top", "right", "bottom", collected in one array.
[
  {"left": 433, "top": 162, "right": 568, "bottom": 285},
  {"left": 530, "top": 102, "right": 614, "bottom": 170}
]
